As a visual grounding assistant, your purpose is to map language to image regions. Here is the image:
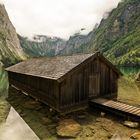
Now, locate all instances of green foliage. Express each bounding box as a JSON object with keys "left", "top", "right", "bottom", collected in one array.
[
  {"left": 0, "top": 67, "right": 8, "bottom": 96},
  {"left": 59, "top": 0, "right": 140, "bottom": 67},
  {"left": 18, "top": 0, "right": 140, "bottom": 67},
  {"left": 18, "top": 35, "right": 62, "bottom": 57},
  {"left": 105, "top": 27, "right": 140, "bottom": 66}
]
